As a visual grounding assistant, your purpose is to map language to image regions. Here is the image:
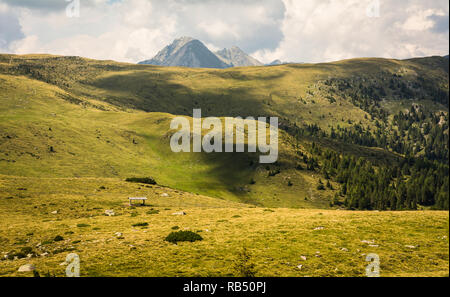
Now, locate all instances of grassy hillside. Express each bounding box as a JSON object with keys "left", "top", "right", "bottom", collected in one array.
[
  {"left": 0, "top": 175, "right": 448, "bottom": 277},
  {"left": 0, "top": 72, "right": 338, "bottom": 208},
  {"left": 0, "top": 54, "right": 448, "bottom": 277},
  {"left": 1, "top": 54, "right": 449, "bottom": 209},
  {"left": 1, "top": 54, "right": 447, "bottom": 207}
]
